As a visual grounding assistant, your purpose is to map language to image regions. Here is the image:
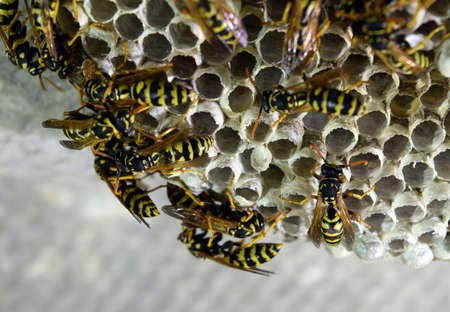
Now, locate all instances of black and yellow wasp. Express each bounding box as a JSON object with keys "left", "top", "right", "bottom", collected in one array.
[
  {"left": 41, "top": 107, "right": 136, "bottom": 150},
  {"left": 137, "top": 129, "right": 215, "bottom": 176},
  {"left": 163, "top": 183, "right": 265, "bottom": 239},
  {"left": 267, "top": 0, "right": 328, "bottom": 73},
  {"left": 27, "top": 0, "right": 78, "bottom": 79},
  {"left": 0, "top": 16, "right": 47, "bottom": 77},
  {"left": 178, "top": 226, "right": 282, "bottom": 276},
  {"left": 174, "top": 0, "right": 248, "bottom": 51},
  {"left": 246, "top": 67, "right": 365, "bottom": 138},
  {"left": 163, "top": 183, "right": 290, "bottom": 246},
  {"left": 84, "top": 66, "right": 198, "bottom": 114},
  {"left": 0, "top": 0, "right": 18, "bottom": 27},
  {"left": 282, "top": 144, "right": 374, "bottom": 247},
  {"left": 336, "top": 0, "right": 445, "bottom": 75},
  {"left": 0, "top": 0, "right": 47, "bottom": 79},
  {"left": 93, "top": 139, "right": 160, "bottom": 227}
]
